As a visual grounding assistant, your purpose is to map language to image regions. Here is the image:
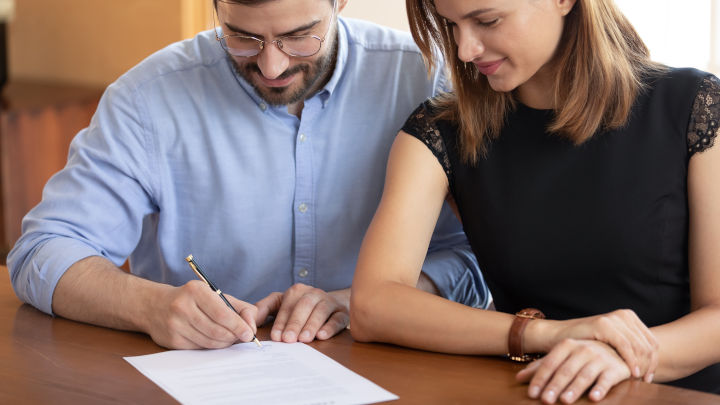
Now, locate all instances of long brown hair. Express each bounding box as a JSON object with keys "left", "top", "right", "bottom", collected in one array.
[{"left": 407, "top": 0, "right": 665, "bottom": 164}]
